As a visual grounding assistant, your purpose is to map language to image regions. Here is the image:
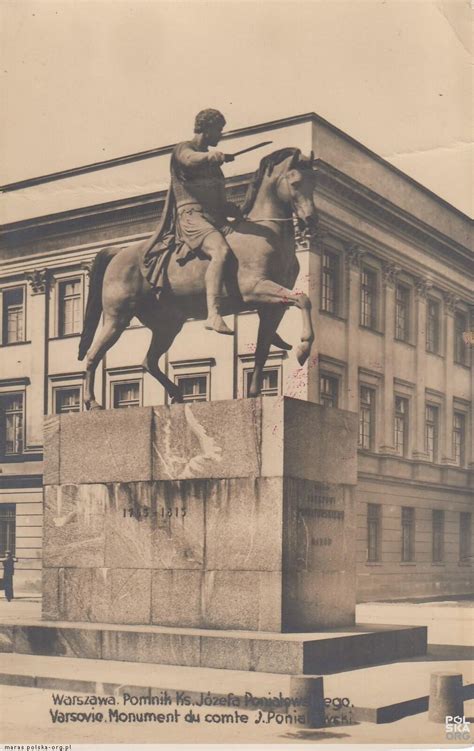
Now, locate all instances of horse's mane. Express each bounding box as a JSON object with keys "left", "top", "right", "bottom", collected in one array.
[{"left": 241, "top": 147, "right": 301, "bottom": 215}]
